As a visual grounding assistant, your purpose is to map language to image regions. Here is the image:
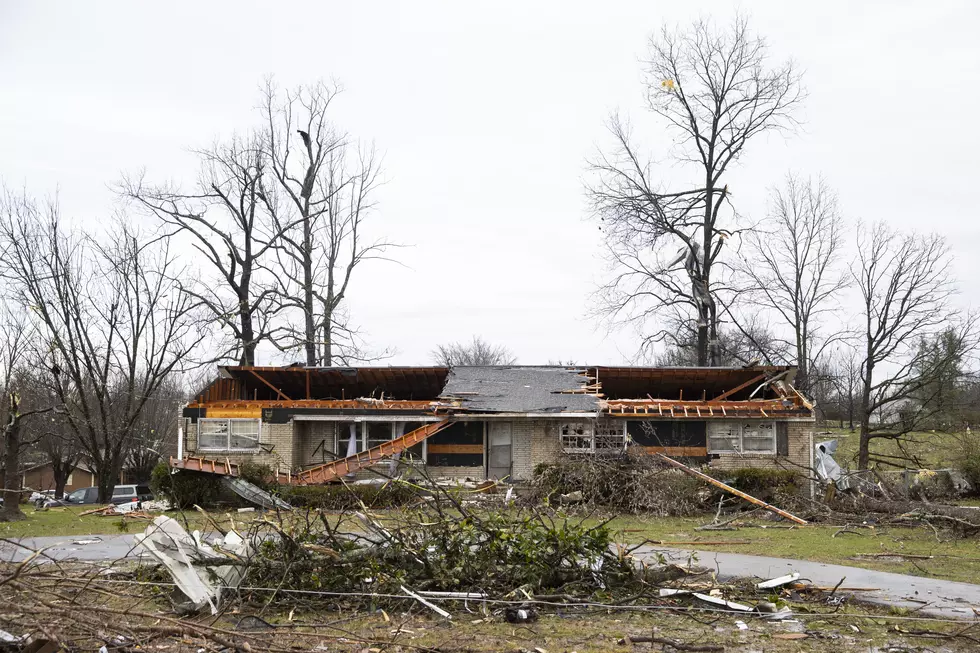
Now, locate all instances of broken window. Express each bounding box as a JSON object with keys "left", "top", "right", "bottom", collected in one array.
[
  {"left": 366, "top": 422, "right": 392, "bottom": 451},
  {"left": 560, "top": 422, "right": 593, "bottom": 453},
  {"left": 594, "top": 420, "right": 627, "bottom": 451},
  {"left": 707, "top": 421, "right": 776, "bottom": 454},
  {"left": 198, "top": 418, "right": 260, "bottom": 452},
  {"left": 560, "top": 421, "right": 627, "bottom": 453}
]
